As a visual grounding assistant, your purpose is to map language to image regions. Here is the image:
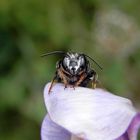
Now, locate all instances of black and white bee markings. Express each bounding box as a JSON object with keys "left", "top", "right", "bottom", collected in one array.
[{"left": 41, "top": 51, "right": 102, "bottom": 93}]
